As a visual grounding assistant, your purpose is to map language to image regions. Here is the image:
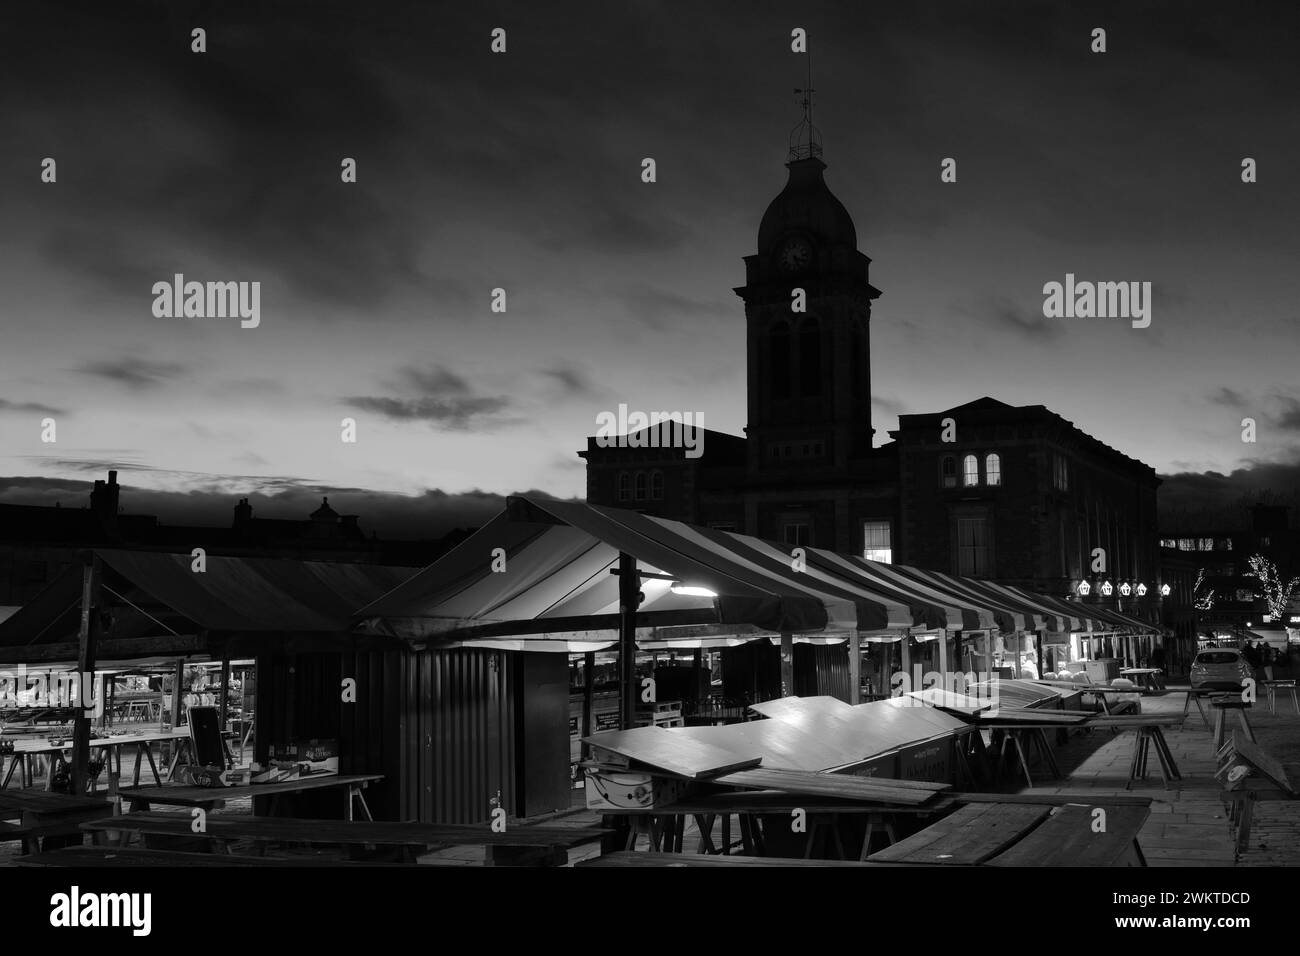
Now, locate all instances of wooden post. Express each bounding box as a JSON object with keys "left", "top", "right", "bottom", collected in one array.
[
  {"left": 218, "top": 654, "right": 231, "bottom": 727},
  {"left": 71, "top": 553, "right": 101, "bottom": 795},
  {"left": 618, "top": 552, "right": 639, "bottom": 731},
  {"left": 170, "top": 658, "right": 184, "bottom": 730},
  {"left": 936, "top": 628, "right": 948, "bottom": 679},
  {"left": 780, "top": 633, "right": 794, "bottom": 697},
  {"left": 1035, "top": 633, "right": 1045, "bottom": 679},
  {"left": 581, "top": 651, "right": 595, "bottom": 758},
  {"left": 848, "top": 631, "right": 861, "bottom": 704},
  {"left": 900, "top": 634, "right": 911, "bottom": 690}
]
